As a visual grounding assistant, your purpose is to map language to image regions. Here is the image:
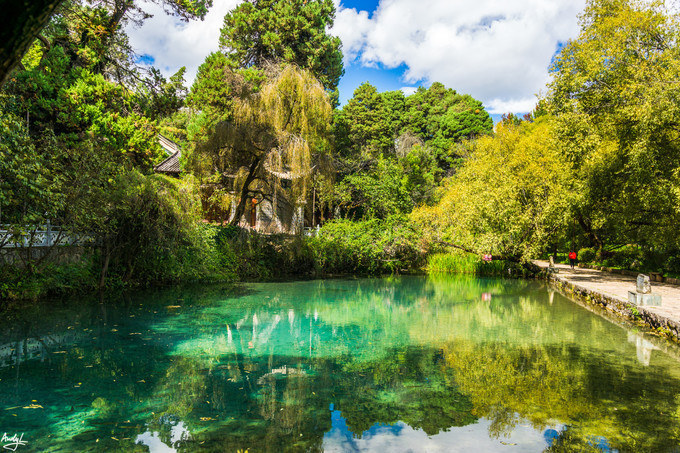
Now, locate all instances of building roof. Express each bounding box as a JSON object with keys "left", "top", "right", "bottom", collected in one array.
[
  {"left": 154, "top": 135, "right": 182, "bottom": 175},
  {"left": 159, "top": 134, "right": 181, "bottom": 156}
]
